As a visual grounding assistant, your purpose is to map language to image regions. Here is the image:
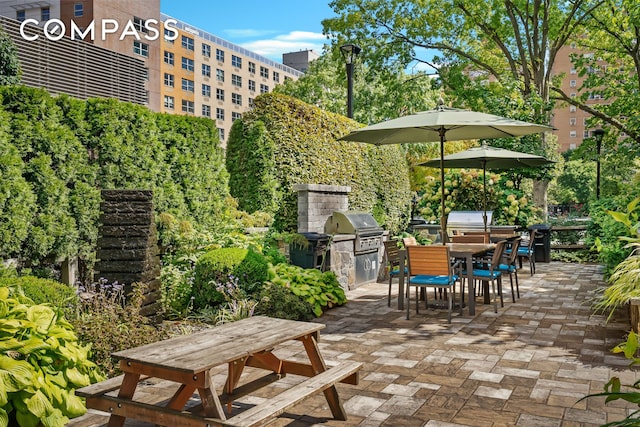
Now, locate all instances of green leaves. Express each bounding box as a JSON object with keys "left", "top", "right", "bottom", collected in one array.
[{"left": 0, "top": 288, "right": 102, "bottom": 426}]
